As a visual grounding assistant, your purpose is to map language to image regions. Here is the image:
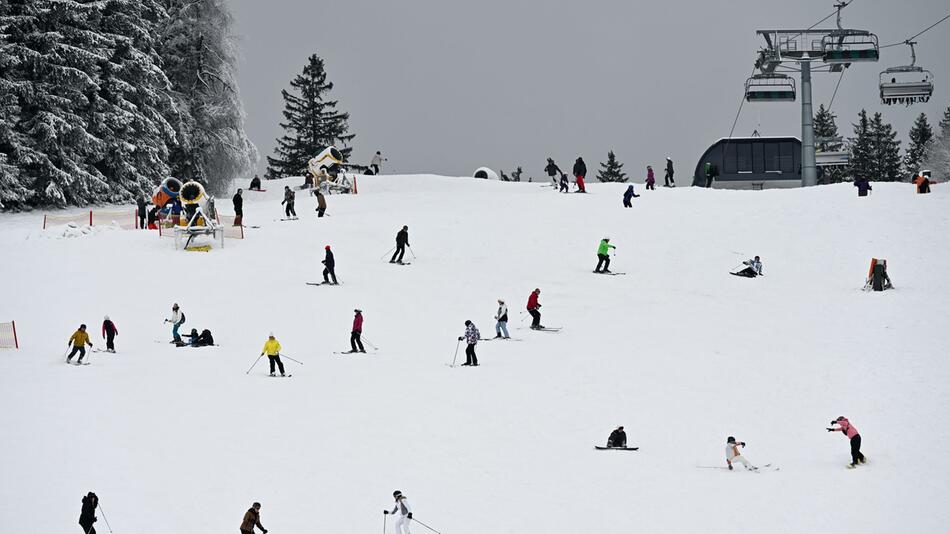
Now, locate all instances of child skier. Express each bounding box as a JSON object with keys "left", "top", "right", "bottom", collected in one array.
[
  {"left": 607, "top": 426, "right": 627, "bottom": 448},
  {"left": 646, "top": 166, "right": 656, "bottom": 190},
  {"left": 827, "top": 416, "right": 866, "bottom": 468},
  {"left": 622, "top": 185, "right": 639, "bottom": 207},
  {"left": 458, "top": 320, "right": 480, "bottom": 366},
  {"left": 350, "top": 309, "right": 366, "bottom": 353},
  {"left": 66, "top": 324, "right": 93, "bottom": 364},
  {"left": 261, "top": 333, "right": 285, "bottom": 376},
  {"left": 101, "top": 316, "right": 118, "bottom": 353},
  {"left": 559, "top": 172, "right": 569, "bottom": 193},
  {"left": 725, "top": 436, "right": 757, "bottom": 471},
  {"left": 494, "top": 299, "right": 509, "bottom": 339},
  {"left": 164, "top": 303, "right": 185, "bottom": 342},
  {"left": 527, "top": 288, "right": 543, "bottom": 329},
  {"left": 595, "top": 238, "right": 616, "bottom": 273},
  {"left": 384, "top": 490, "right": 413, "bottom": 534}
]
